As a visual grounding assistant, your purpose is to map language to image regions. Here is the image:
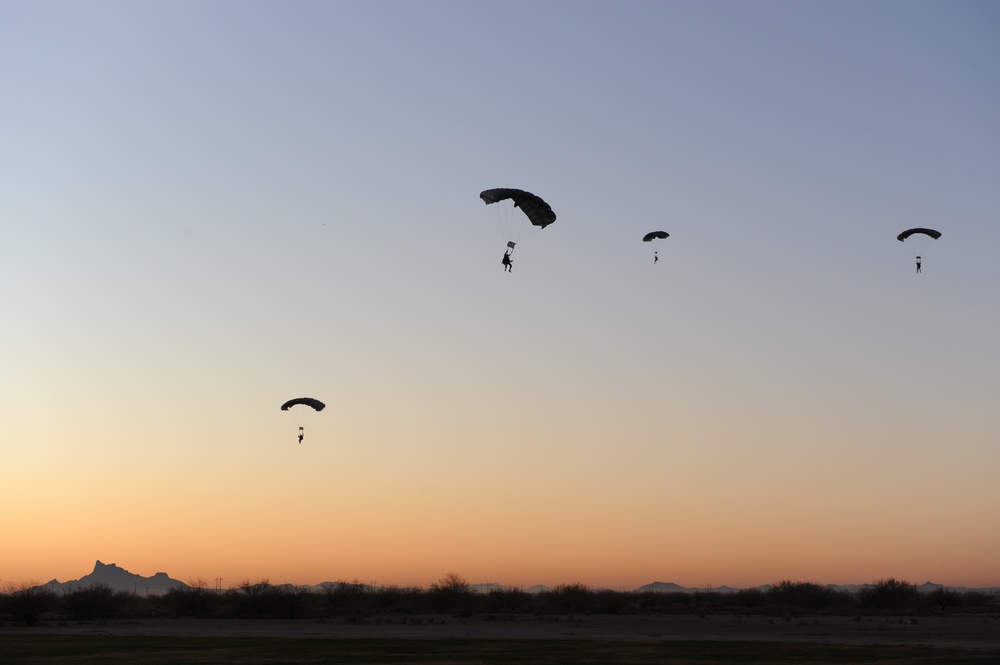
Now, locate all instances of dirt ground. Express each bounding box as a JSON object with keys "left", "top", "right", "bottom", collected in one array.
[{"left": 5, "top": 614, "right": 1000, "bottom": 650}]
